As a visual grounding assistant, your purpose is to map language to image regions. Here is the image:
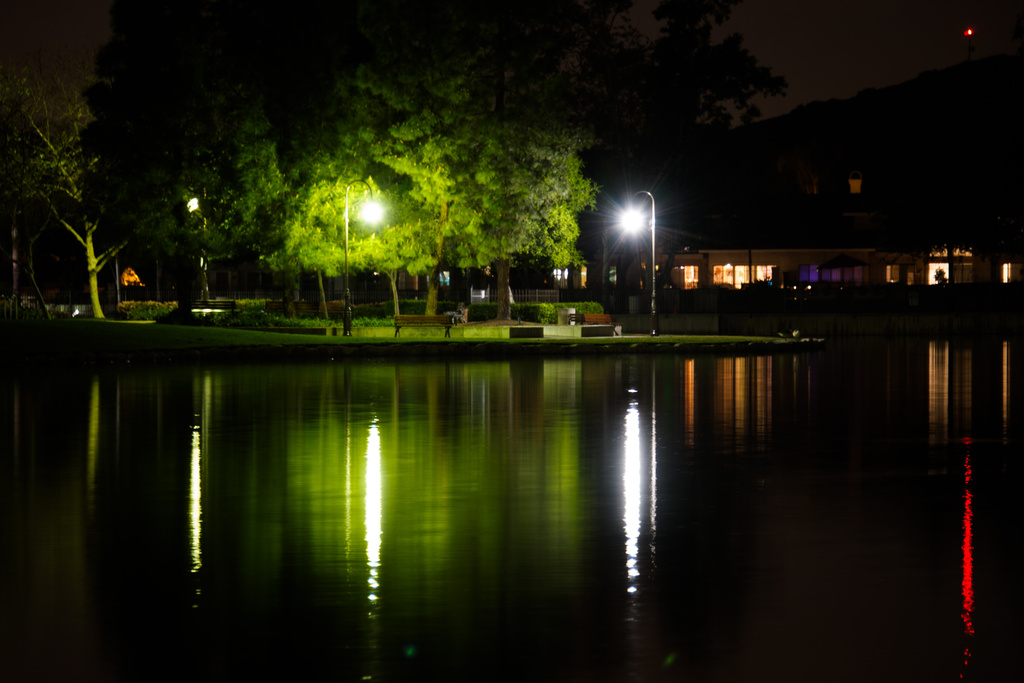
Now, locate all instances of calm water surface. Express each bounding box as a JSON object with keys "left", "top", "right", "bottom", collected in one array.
[{"left": 2, "top": 337, "right": 1021, "bottom": 682}]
